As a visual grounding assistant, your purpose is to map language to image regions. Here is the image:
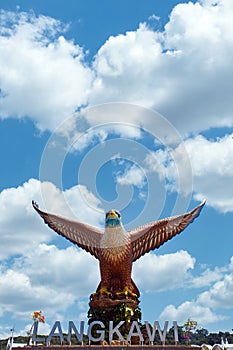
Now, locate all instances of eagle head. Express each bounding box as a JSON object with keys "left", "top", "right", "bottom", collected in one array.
[{"left": 105, "top": 209, "right": 121, "bottom": 228}]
